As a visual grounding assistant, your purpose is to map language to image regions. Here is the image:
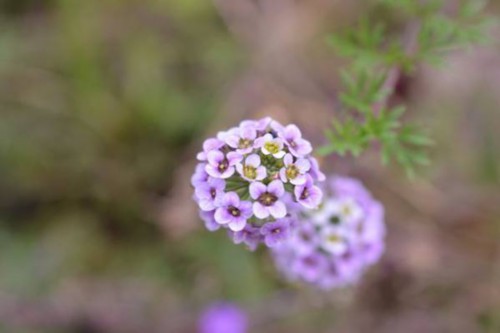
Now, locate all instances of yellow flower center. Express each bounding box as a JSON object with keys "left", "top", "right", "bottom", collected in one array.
[
  {"left": 341, "top": 205, "right": 352, "bottom": 216},
  {"left": 327, "top": 234, "right": 342, "bottom": 243},
  {"left": 239, "top": 138, "right": 252, "bottom": 149},
  {"left": 286, "top": 165, "right": 299, "bottom": 179},
  {"left": 243, "top": 165, "right": 257, "bottom": 179},
  {"left": 264, "top": 141, "right": 280, "bottom": 154}
]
